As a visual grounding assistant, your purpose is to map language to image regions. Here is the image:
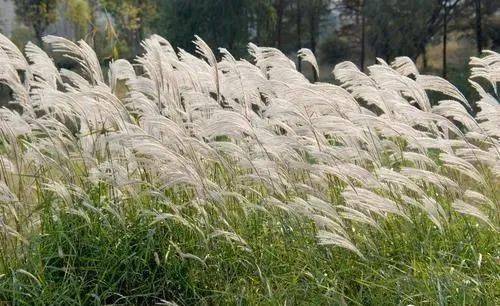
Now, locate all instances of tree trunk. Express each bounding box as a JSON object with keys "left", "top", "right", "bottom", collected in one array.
[
  {"left": 309, "top": 14, "right": 316, "bottom": 54},
  {"left": 309, "top": 12, "right": 318, "bottom": 82},
  {"left": 360, "top": 0, "right": 366, "bottom": 72},
  {"left": 256, "top": 12, "right": 261, "bottom": 44},
  {"left": 302, "top": 0, "right": 319, "bottom": 82},
  {"left": 422, "top": 46, "right": 428, "bottom": 70},
  {"left": 297, "top": 0, "right": 302, "bottom": 72},
  {"left": 275, "top": 0, "right": 285, "bottom": 49},
  {"left": 442, "top": 1, "right": 448, "bottom": 79},
  {"left": 474, "top": 0, "right": 483, "bottom": 54},
  {"left": 34, "top": 25, "right": 44, "bottom": 47}
]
